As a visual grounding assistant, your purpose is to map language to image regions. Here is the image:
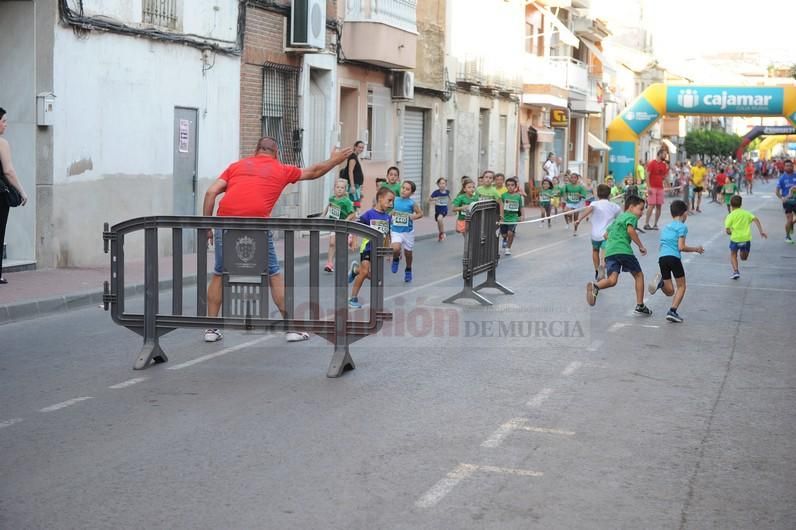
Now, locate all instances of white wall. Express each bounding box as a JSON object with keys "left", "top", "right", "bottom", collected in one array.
[
  {"left": 0, "top": 1, "right": 36, "bottom": 264},
  {"left": 50, "top": 26, "right": 239, "bottom": 266},
  {"left": 80, "top": 0, "right": 239, "bottom": 42}
]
